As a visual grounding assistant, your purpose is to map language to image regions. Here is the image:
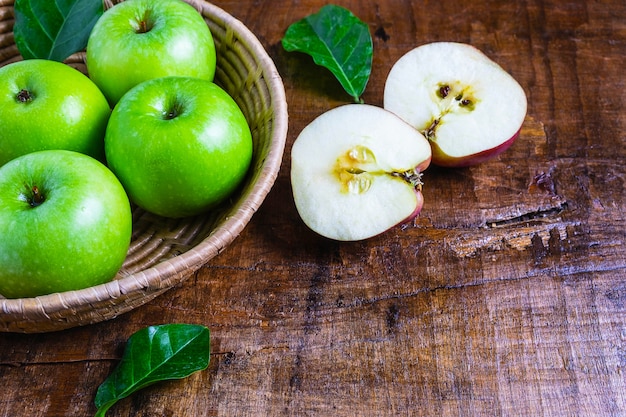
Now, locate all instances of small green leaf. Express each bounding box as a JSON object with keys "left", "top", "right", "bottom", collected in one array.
[
  {"left": 94, "top": 324, "right": 210, "bottom": 417},
  {"left": 282, "top": 4, "right": 373, "bottom": 103},
  {"left": 14, "top": 0, "right": 103, "bottom": 61}
]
